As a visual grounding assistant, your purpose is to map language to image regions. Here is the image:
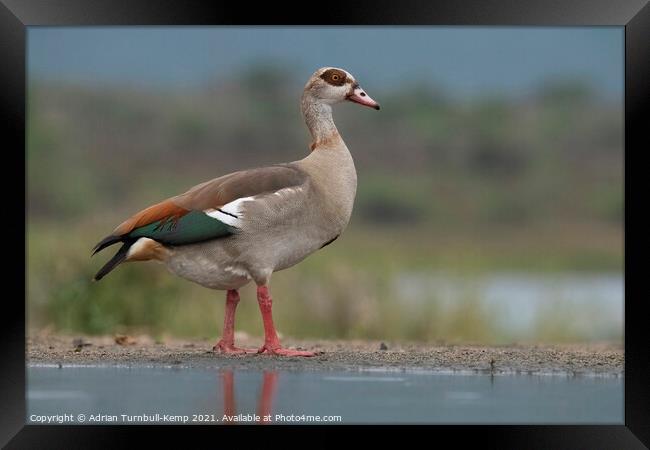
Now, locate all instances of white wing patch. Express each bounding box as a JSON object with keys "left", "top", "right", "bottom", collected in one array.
[
  {"left": 204, "top": 196, "right": 255, "bottom": 227},
  {"left": 204, "top": 187, "right": 303, "bottom": 226}
]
